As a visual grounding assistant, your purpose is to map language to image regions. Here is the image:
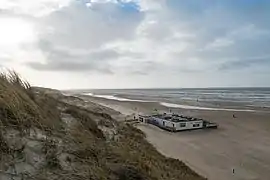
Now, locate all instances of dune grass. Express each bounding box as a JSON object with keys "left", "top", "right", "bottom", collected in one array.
[
  {"left": 0, "top": 71, "right": 62, "bottom": 132},
  {"left": 0, "top": 71, "right": 206, "bottom": 180}
]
